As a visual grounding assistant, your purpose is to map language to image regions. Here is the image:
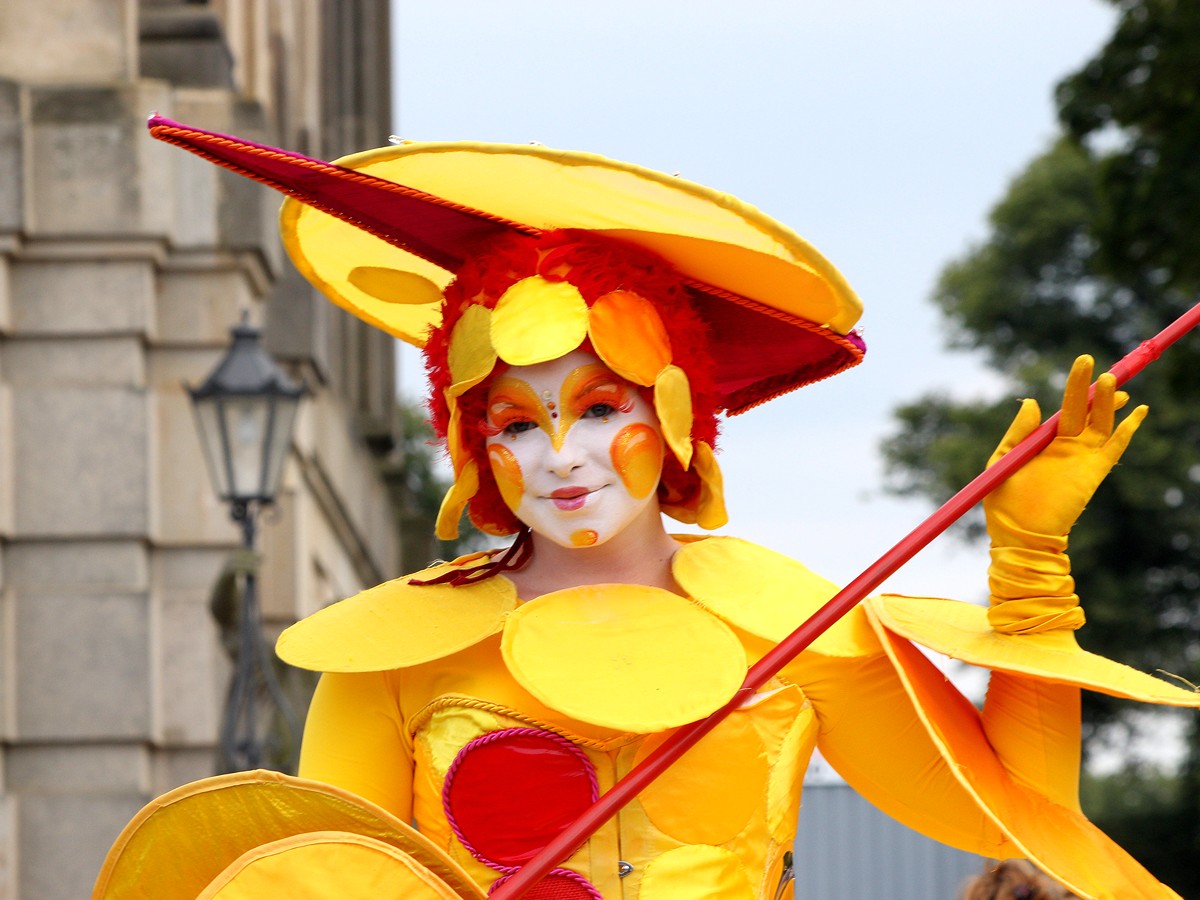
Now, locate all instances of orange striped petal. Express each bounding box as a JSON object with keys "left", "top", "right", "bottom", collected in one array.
[{"left": 588, "top": 290, "right": 671, "bottom": 386}]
